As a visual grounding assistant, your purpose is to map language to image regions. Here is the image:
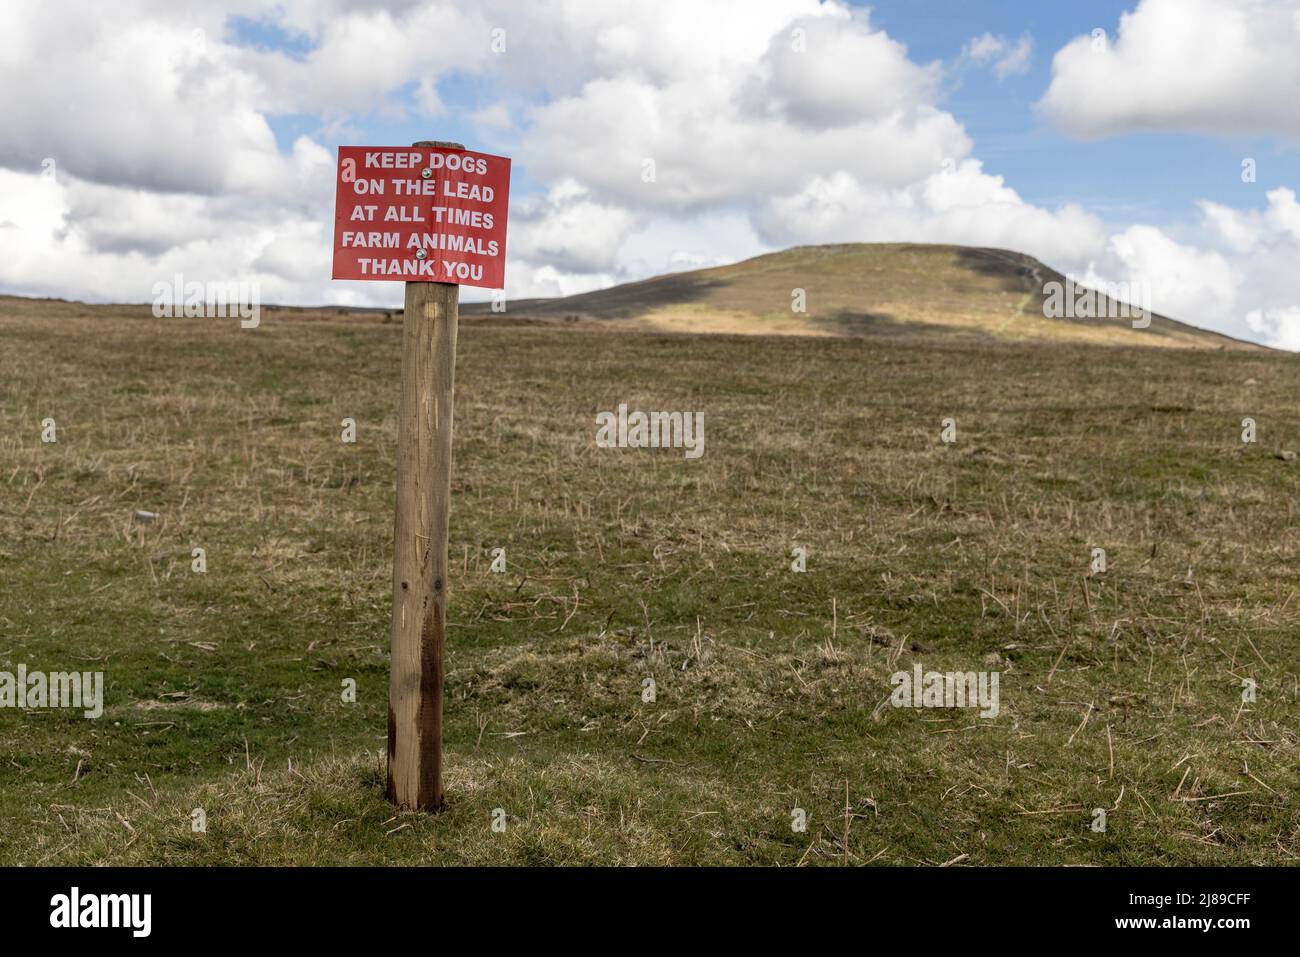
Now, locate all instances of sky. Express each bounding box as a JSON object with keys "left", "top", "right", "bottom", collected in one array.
[{"left": 1, "top": 0, "right": 1298, "bottom": 347}]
